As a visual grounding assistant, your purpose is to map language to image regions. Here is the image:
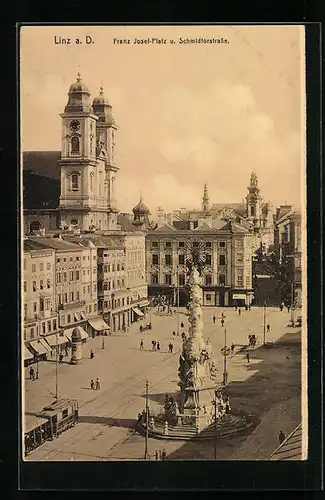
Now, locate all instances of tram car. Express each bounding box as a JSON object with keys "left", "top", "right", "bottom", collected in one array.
[
  {"left": 24, "top": 415, "right": 50, "bottom": 455},
  {"left": 36, "top": 398, "right": 79, "bottom": 440}
]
